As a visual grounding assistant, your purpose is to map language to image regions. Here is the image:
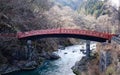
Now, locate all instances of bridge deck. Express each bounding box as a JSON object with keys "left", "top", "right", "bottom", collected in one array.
[{"left": 16, "top": 28, "right": 114, "bottom": 42}]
